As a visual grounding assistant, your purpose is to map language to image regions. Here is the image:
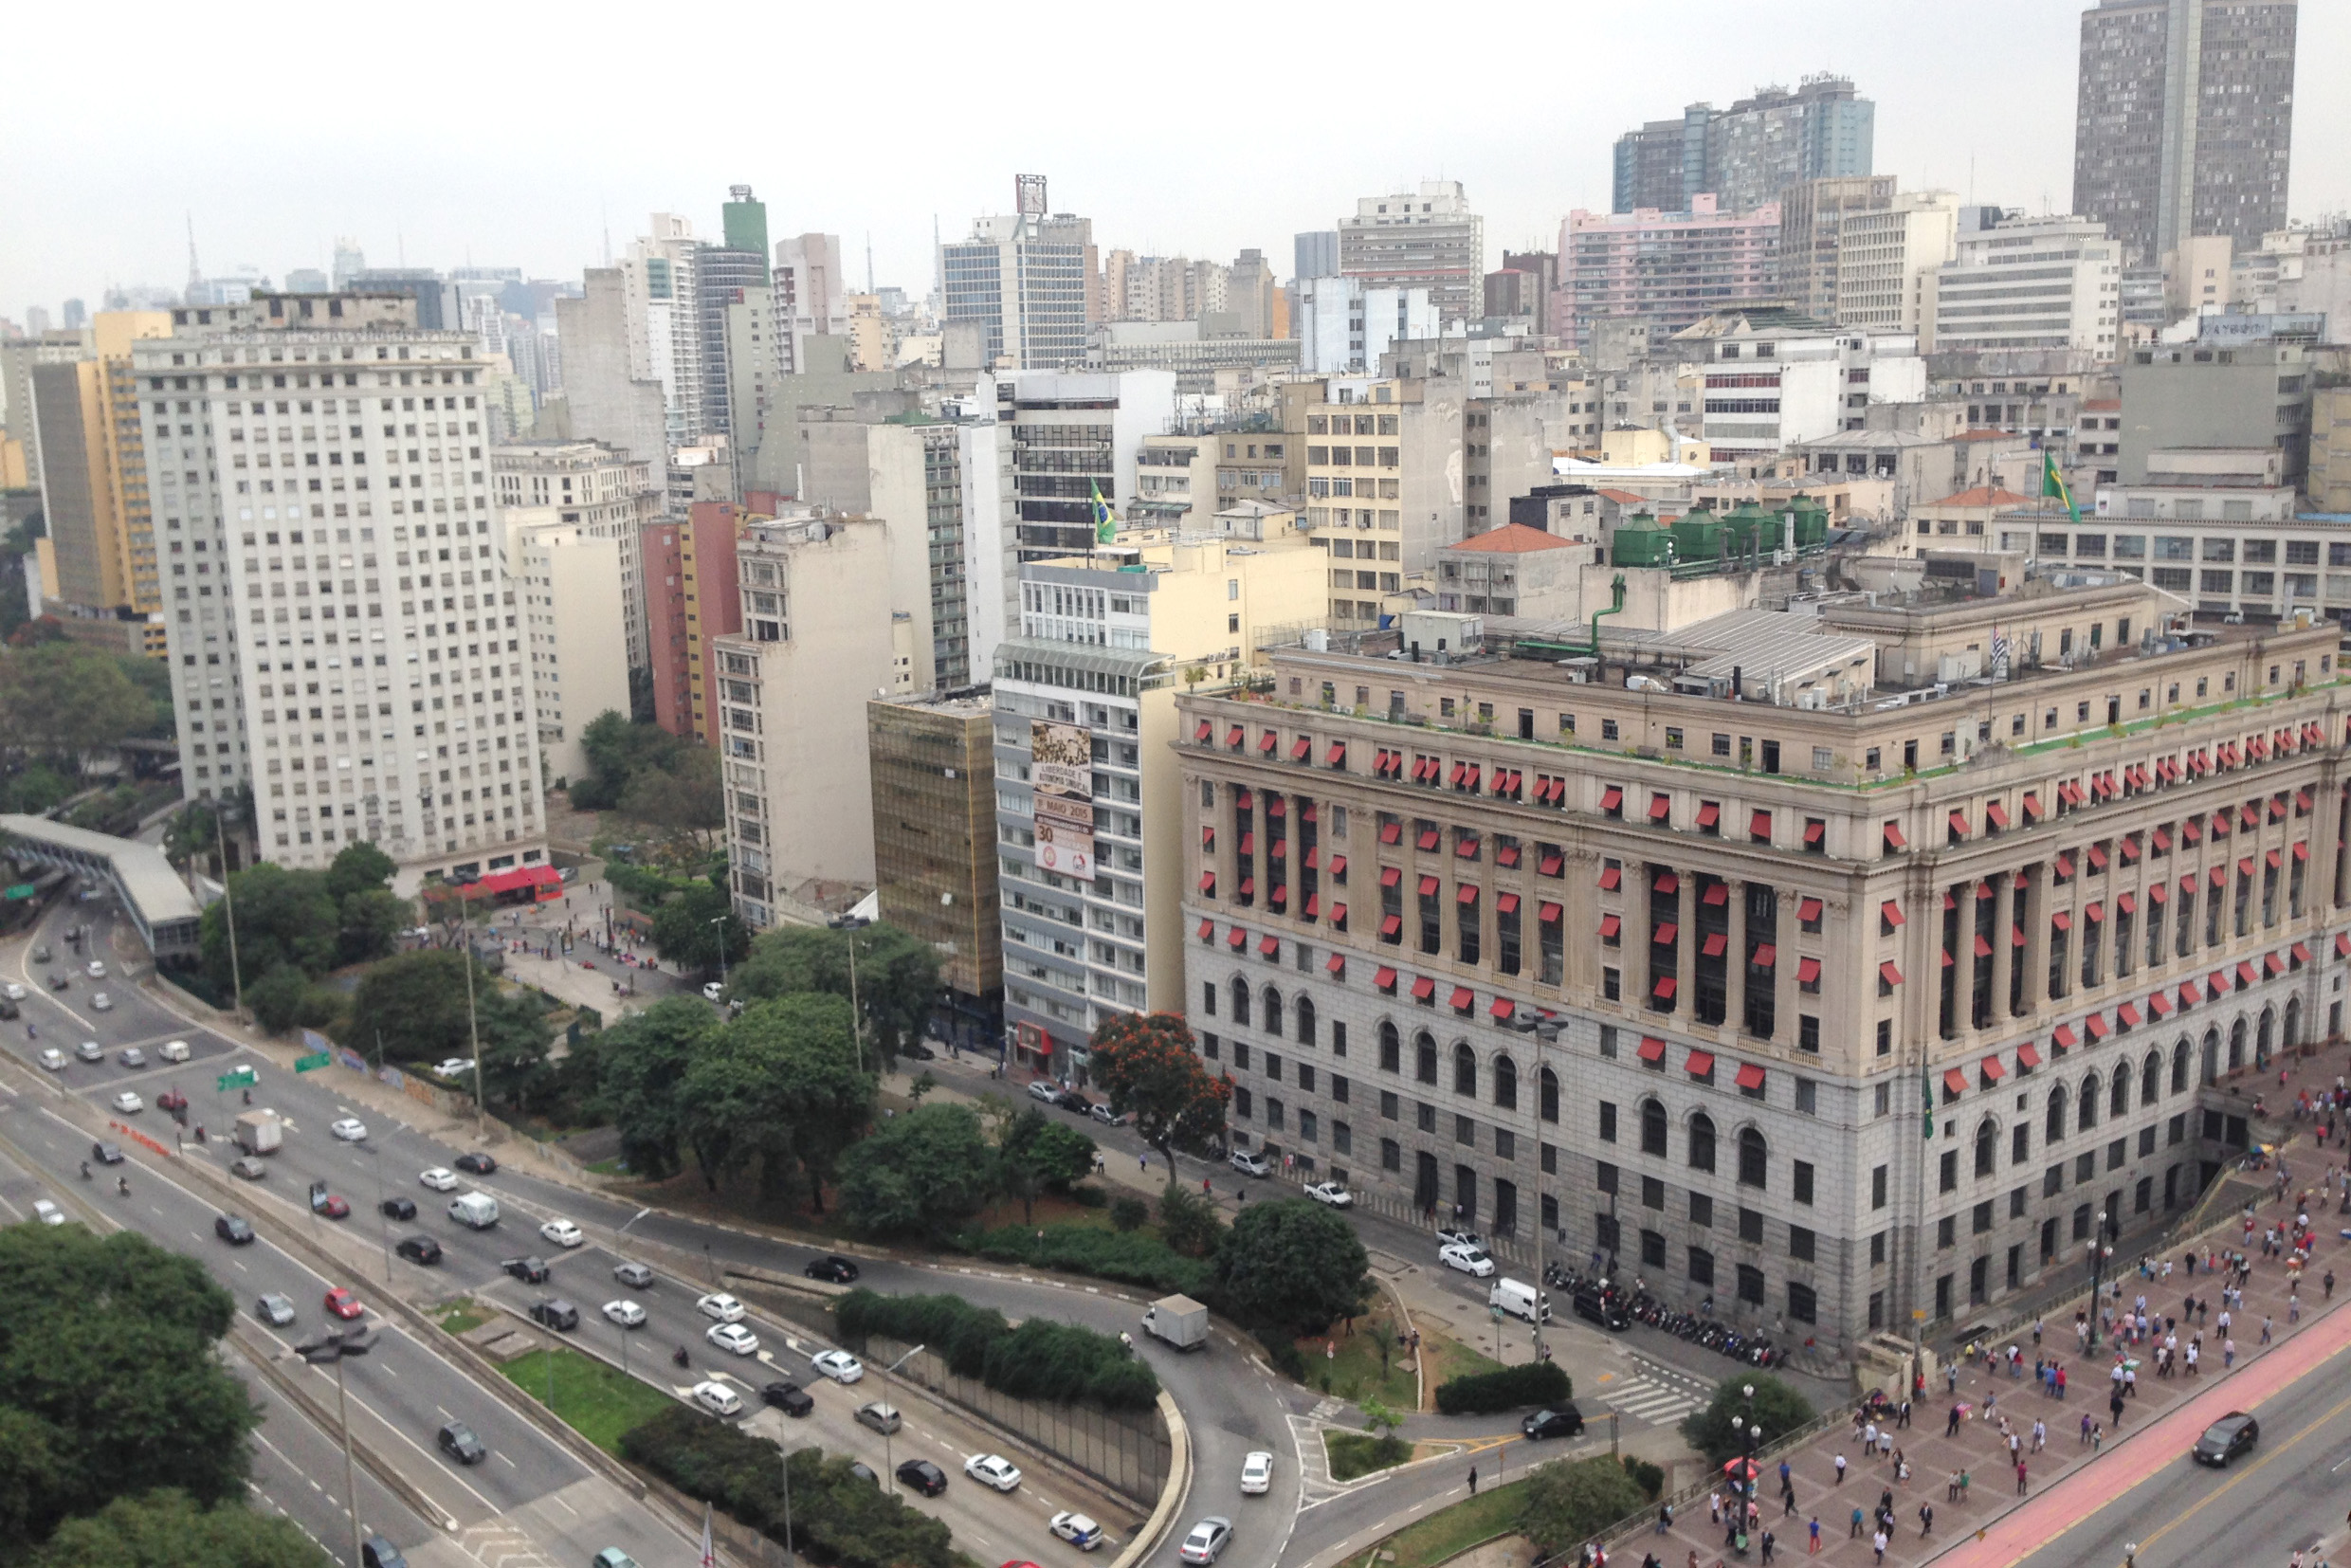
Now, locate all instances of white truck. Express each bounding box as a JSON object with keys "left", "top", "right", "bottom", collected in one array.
[
  {"left": 447, "top": 1192, "right": 500, "bottom": 1230},
  {"left": 232, "top": 1109, "right": 283, "bottom": 1156},
  {"left": 1139, "top": 1294, "right": 1209, "bottom": 1352}
]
